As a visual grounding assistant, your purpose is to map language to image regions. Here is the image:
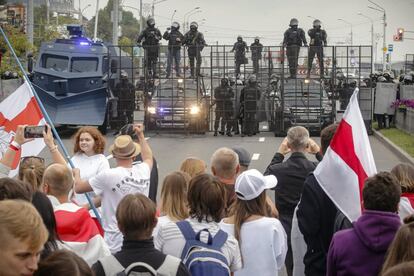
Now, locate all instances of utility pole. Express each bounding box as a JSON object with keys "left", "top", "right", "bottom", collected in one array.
[
  {"left": 139, "top": 0, "right": 143, "bottom": 35},
  {"left": 368, "top": 0, "right": 386, "bottom": 71},
  {"left": 27, "top": 0, "right": 34, "bottom": 45},
  {"left": 112, "top": 0, "right": 119, "bottom": 45},
  {"left": 46, "top": 0, "right": 50, "bottom": 25}
]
